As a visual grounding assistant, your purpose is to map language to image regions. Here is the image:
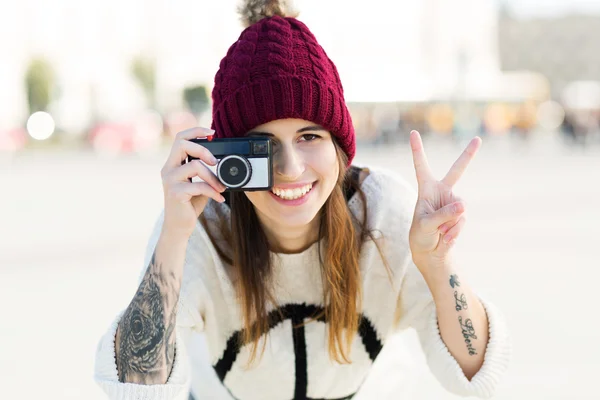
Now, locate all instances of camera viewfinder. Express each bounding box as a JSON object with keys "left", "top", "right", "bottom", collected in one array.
[{"left": 252, "top": 142, "right": 268, "bottom": 155}]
